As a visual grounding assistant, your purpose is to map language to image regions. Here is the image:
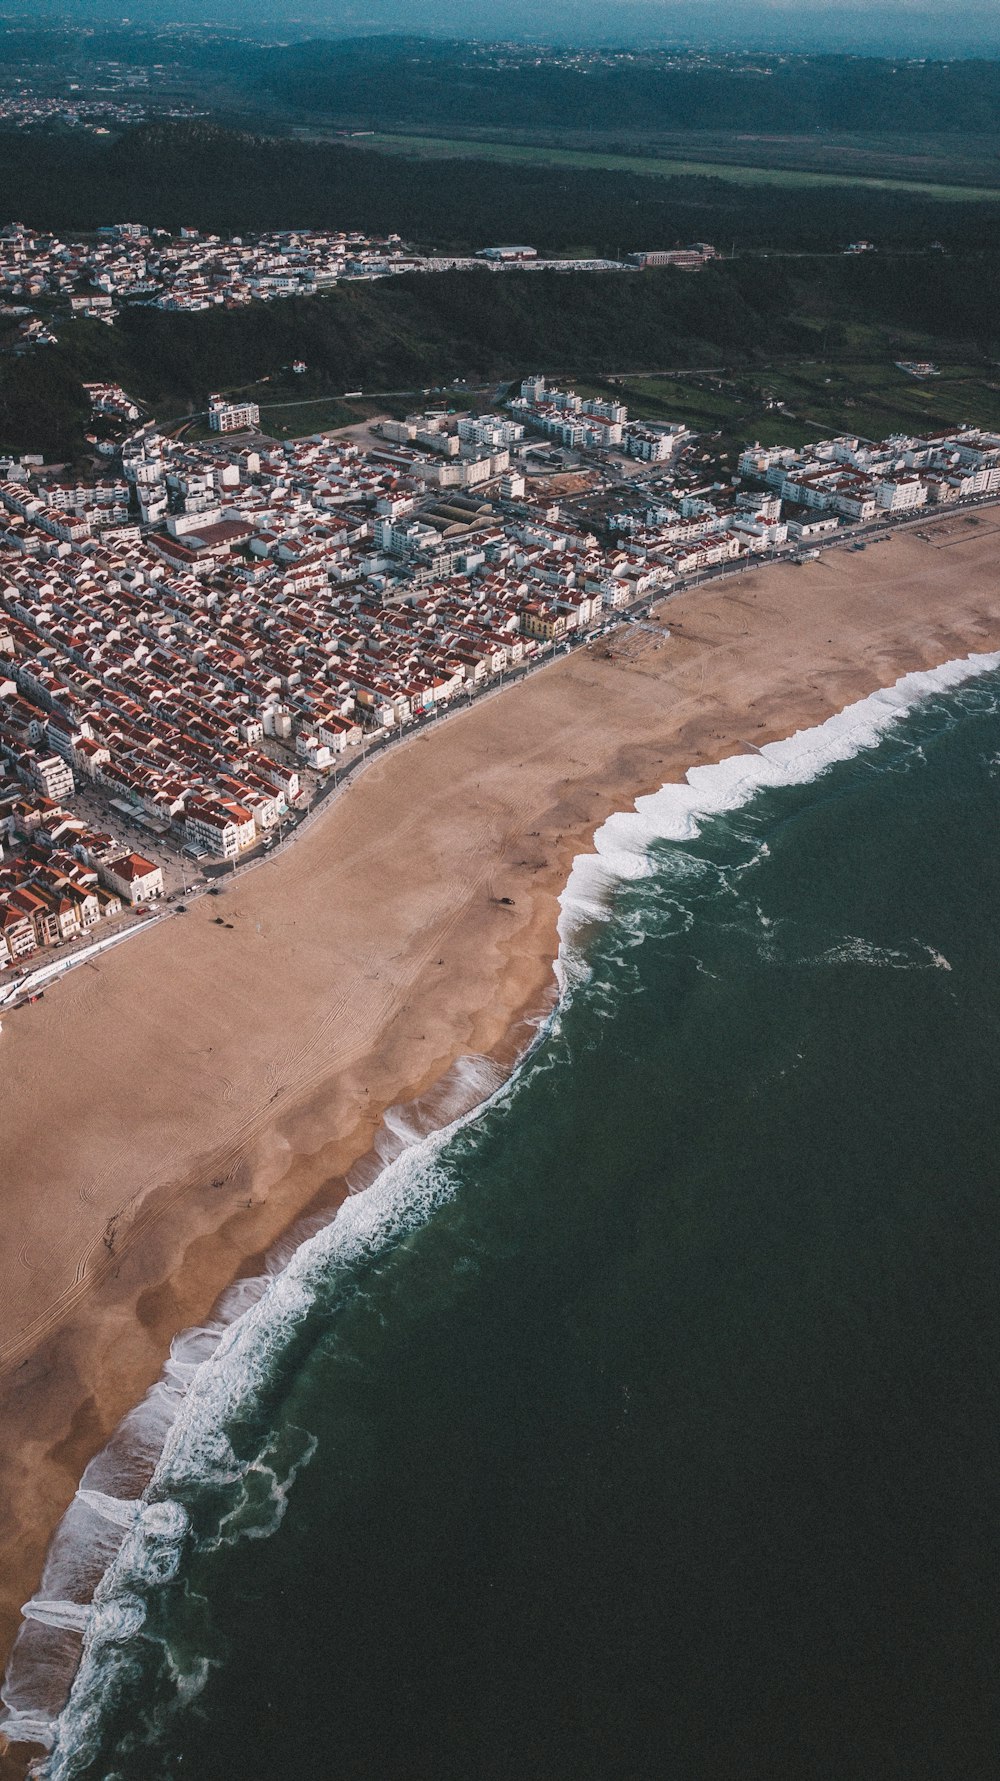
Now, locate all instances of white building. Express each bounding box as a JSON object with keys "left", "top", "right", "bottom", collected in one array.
[
  {"left": 374, "top": 516, "right": 441, "bottom": 557},
  {"left": 739, "top": 443, "right": 798, "bottom": 478},
  {"left": 295, "top": 735, "right": 334, "bottom": 770},
  {"left": 30, "top": 754, "right": 75, "bottom": 801},
  {"left": 478, "top": 246, "right": 537, "bottom": 262},
  {"left": 457, "top": 415, "right": 525, "bottom": 449},
  {"left": 736, "top": 490, "right": 783, "bottom": 522},
  {"left": 99, "top": 851, "right": 164, "bottom": 904},
  {"left": 581, "top": 396, "right": 628, "bottom": 425},
  {"left": 785, "top": 513, "right": 840, "bottom": 540},
  {"left": 728, "top": 512, "right": 789, "bottom": 549},
  {"left": 184, "top": 796, "right": 256, "bottom": 858},
  {"left": 828, "top": 481, "right": 878, "bottom": 523},
  {"left": 624, "top": 427, "right": 675, "bottom": 462},
  {"left": 876, "top": 476, "right": 928, "bottom": 513},
  {"left": 208, "top": 395, "right": 261, "bottom": 434}
]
